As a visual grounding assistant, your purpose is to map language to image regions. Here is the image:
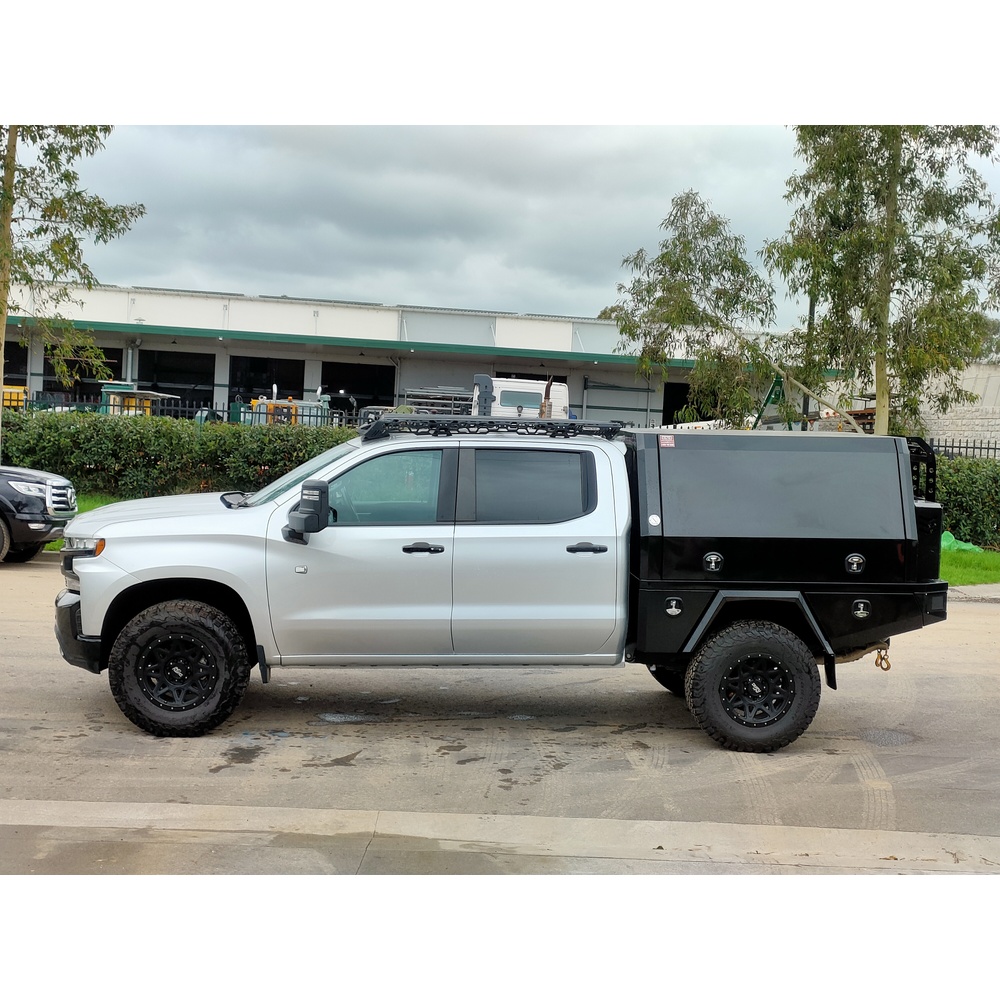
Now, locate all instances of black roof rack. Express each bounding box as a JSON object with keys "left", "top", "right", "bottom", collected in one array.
[{"left": 362, "top": 415, "right": 622, "bottom": 441}]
